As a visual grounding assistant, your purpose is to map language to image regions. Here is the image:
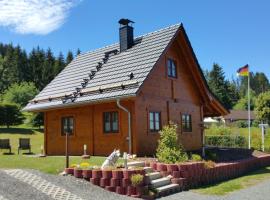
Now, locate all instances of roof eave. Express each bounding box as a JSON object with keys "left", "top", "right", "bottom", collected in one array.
[{"left": 22, "top": 94, "right": 136, "bottom": 112}]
